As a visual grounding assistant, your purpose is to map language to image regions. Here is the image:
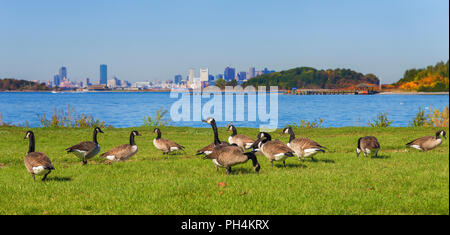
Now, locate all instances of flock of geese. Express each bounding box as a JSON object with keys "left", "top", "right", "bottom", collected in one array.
[{"left": 23, "top": 118, "right": 447, "bottom": 181}]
